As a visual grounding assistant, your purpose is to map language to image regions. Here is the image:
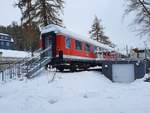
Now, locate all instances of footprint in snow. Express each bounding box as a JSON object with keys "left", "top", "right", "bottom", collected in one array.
[
  {"left": 83, "top": 94, "right": 88, "bottom": 99},
  {"left": 58, "top": 76, "right": 63, "bottom": 79},
  {"left": 83, "top": 91, "right": 99, "bottom": 99},
  {"left": 106, "top": 96, "right": 115, "bottom": 99},
  {"left": 48, "top": 99, "right": 58, "bottom": 104}
]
